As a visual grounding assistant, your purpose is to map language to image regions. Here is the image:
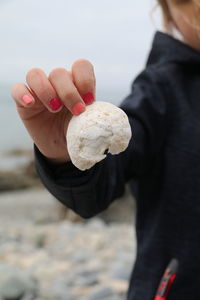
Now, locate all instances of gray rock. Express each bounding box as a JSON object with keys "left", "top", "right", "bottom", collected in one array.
[
  {"left": 22, "top": 293, "right": 39, "bottom": 300},
  {"left": 0, "top": 264, "right": 38, "bottom": 300},
  {"left": 70, "top": 253, "right": 88, "bottom": 264},
  {"left": 80, "top": 270, "right": 99, "bottom": 286},
  {"left": 55, "top": 274, "right": 76, "bottom": 288},
  {"left": 86, "top": 218, "right": 106, "bottom": 229},
  {"left": 52, "top": 278, "right": 78, "bottom": 300},
  {"left": 76, "top": 276, "right": 99, "bottom": 287},
  {"left": 54, "top": 269, "right": 99, "bottom": 290},
  {"left": 33, "top": 232, "right": 47, "bottom": 248},
  {"left": 88, "top": 287, "right": 116, "bottom": 300},
  {"left": 0, "top": 277, "right": 25, "bottom": 300},
  {"left": 51, "top": 287, "right": 78, "bottom": 300},
  {"left": 95, "top": 297, "right": 124, "bottom": 300},
  {"left": 110, "top": 263, "right": 132, "bottom": 281},
  {"left": 76, "top": 270, "right": 99, "bottom": 279}
]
